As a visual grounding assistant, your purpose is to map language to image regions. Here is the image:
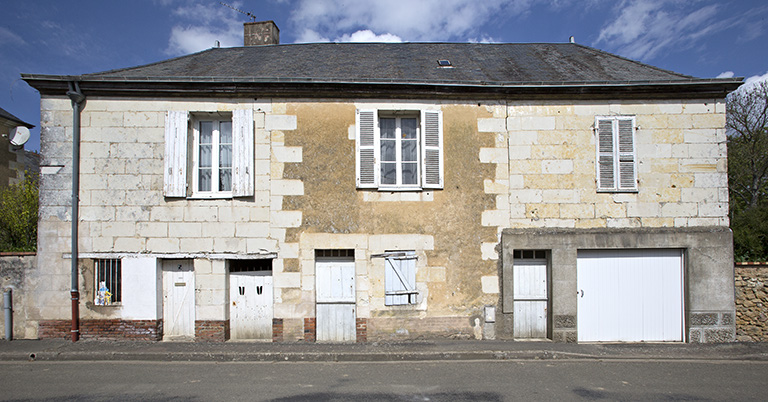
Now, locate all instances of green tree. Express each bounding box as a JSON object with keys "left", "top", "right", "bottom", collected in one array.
[
  {"left": 0, "top": 173, "right": 38, "bottom": 252},
  {"left": 727, "top": 81, "right": 768, "bottom": 261}
]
